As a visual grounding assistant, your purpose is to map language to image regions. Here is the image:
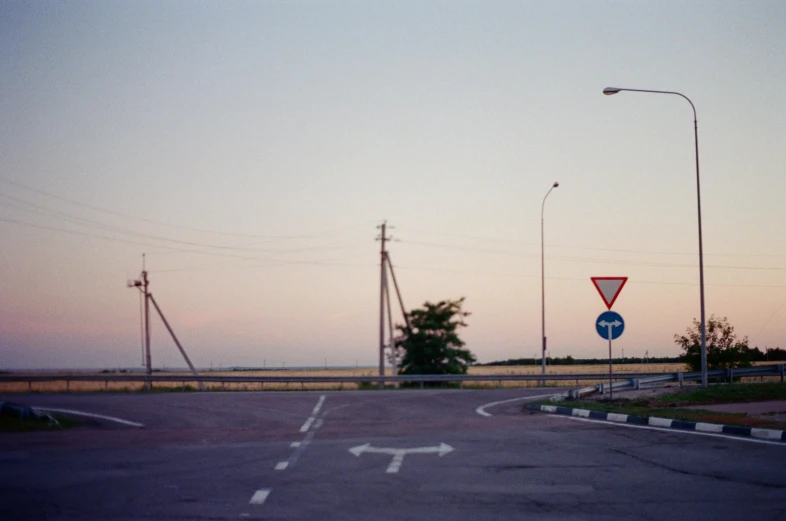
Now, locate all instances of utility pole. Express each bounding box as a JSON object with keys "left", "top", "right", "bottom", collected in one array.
[
  {"left": 143, "top": 255, "right": 152, "bottom": 390},
  {"left": 376, "top": 223, "right": 410, "bottom": 389},
  {"left": 385, "top": 275, "right": 397, "bottom": 386},
  {"left": 377, "top": 221, "right": 388, "bottom": 389},
  {"left": 129, "top": 256, "right": 204, "bottom": 391},
  {"left": 385, "top": 252, "right": 411, "bottom": 332},
  {"left": 148, "top": 294, "right": 206, "bottom": 390}
]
